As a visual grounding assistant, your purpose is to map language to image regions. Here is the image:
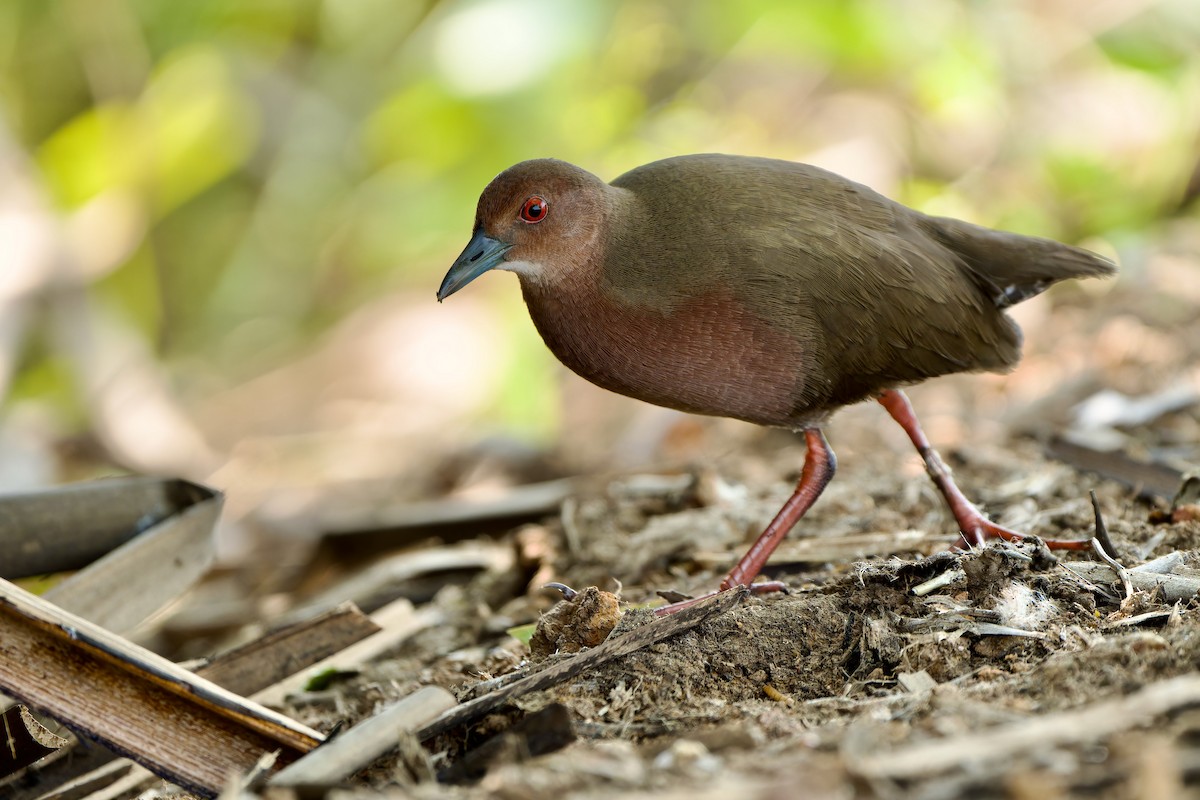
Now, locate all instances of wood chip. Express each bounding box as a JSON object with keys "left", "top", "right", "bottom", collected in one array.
[
  {"left": 897, "top": 671, "right": 938, "bottom": 694},
  {"left": 912, "top": 568, "right": 966, "bottom": 597}
]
